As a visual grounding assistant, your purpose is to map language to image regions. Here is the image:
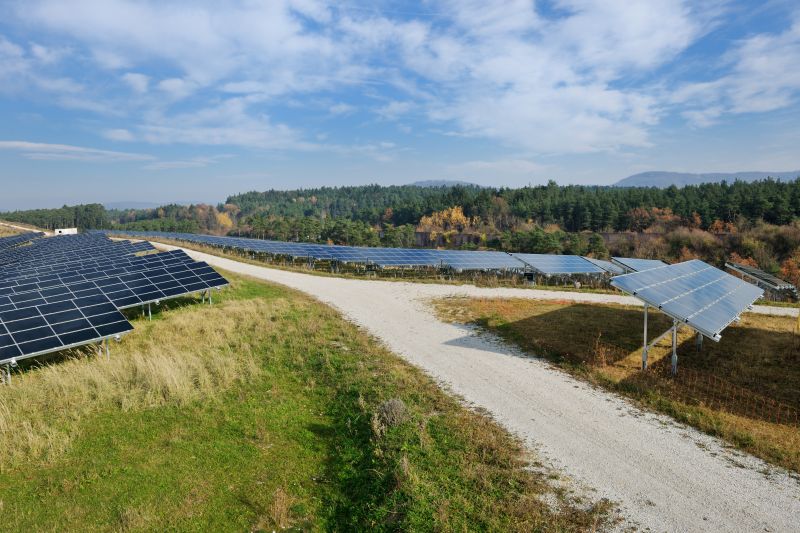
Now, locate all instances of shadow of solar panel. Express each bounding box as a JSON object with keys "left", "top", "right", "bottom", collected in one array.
[{"left": 611, "top": 259, "right": 763, "bottom": 340}]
